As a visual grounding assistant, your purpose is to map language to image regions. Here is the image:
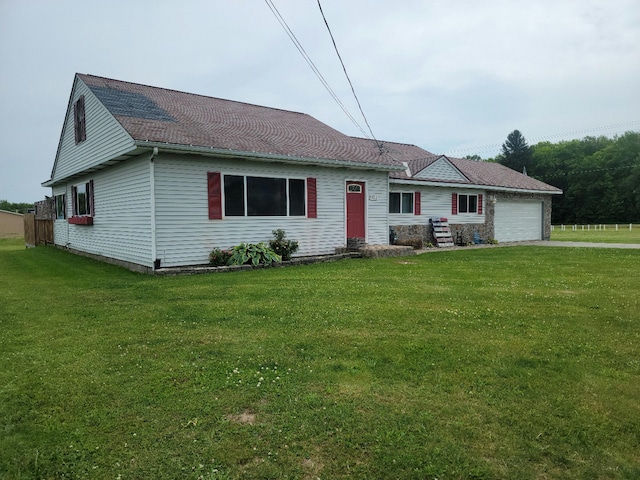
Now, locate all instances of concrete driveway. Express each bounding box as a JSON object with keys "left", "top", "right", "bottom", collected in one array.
[
  {"left": 510, "top": 240, "right": 640, "bottom": 249},
  {"left": 417, "top": 240, "right": 640, "bottom": 253}
]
